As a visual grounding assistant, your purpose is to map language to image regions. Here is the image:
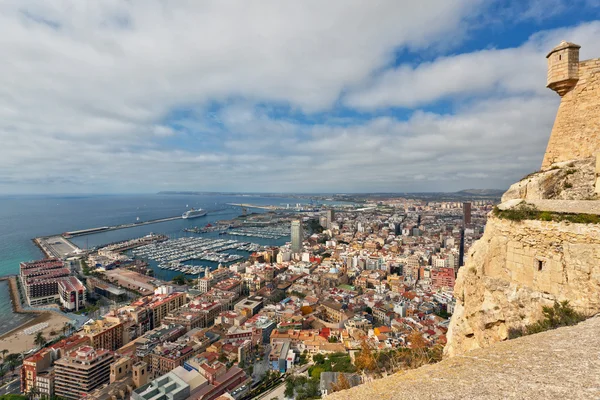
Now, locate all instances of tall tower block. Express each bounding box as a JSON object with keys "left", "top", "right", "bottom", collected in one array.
[
  {"left": 541, "top": 42, "right": 600, "bottom": 169},
  {"left": 546, "top": 41, "right": 580, "bottom": 96}
]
